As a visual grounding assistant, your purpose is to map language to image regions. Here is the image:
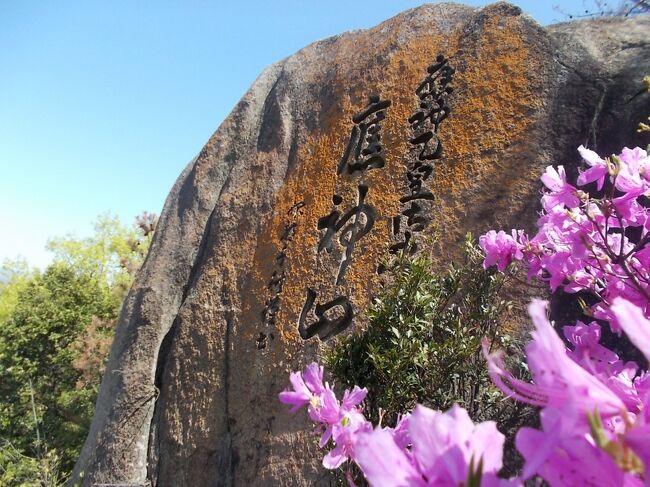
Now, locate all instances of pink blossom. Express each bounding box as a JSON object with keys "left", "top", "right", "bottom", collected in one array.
[
  {"left": 616, "top": 147, "right": 650, "bottom": 194},
  {"left": 563, "top": 319, "right": 644, "bottom": 412},
  {"left": 354, "top": 404, "right": 513, "bottom": 487},
  {"left": 342, "top": 385, "right": 367, "bottom": 410},
  {"left": 324, "top": 409, "right": 371, "bottom": 468},
  {"left": 486, "top": 300, "right": 626, "bottom": 417},
  {"left": 279, "top": 363, "right": 325, "bottom": 412},
  {"left": 479, "top": 230, "right": 522, "bottom": 272},
  {"left": 322, "top": 386, "right": 371, "bottom": 468},
  {"left": 623, "top": 424, "right": 650, "bottom": 480},
  {"left": 611, "top": 298, "right": 650, "bottom": 363},
  {"left": 516, "top": 408, "right": 643, "bottom": 486},
  {"left": 353, "top": 428, "right": 422, "bottom": 486},
  {"left": 578, "top": 145, "right": 609, "bottom": 190},
  {"left": 564, "top": 321, "right": 619, "bottom": 365},
  {"left": 311, "top": 388, "right": 342, "bottom": 436},
  {"left": 391, "top": 413, "right": 411, "bottom": 450},
  {"left": 279, "top": 362, "right": 372, "bottom": 469},
  {"left": 540, "top": 165, "right": 580, "bottom": 210}
]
